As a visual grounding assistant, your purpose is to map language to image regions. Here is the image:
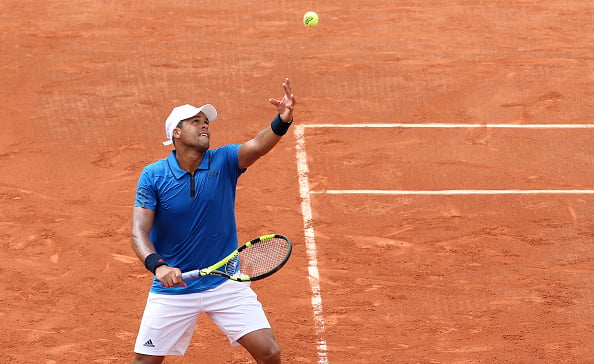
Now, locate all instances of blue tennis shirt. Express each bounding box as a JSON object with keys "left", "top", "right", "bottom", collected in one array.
[{"left": 134, "top": 144, "right": 245, "bottom": 294}]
